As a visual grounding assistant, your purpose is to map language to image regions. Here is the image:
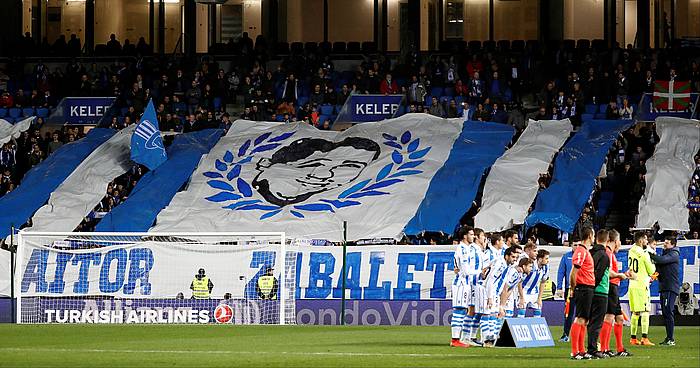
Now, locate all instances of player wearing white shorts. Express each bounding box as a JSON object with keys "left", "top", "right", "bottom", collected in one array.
[
  {"left": 518, "top": 249, "right": 550, "bottom": 317},
  {"left": 498, "top": 257, "right": 533, "bottom": 338},
  {"left": 481, "top": 236, "right": 515, "bottom": 347},
  {"left": 450, "top": 226, "right": 475, "bottom": 347},
  {"left": 476, "top": 233, "right": 505, "bottom": 345},
  {"left": 463, "top": 228, "right": 488, "bottom": 346}
]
